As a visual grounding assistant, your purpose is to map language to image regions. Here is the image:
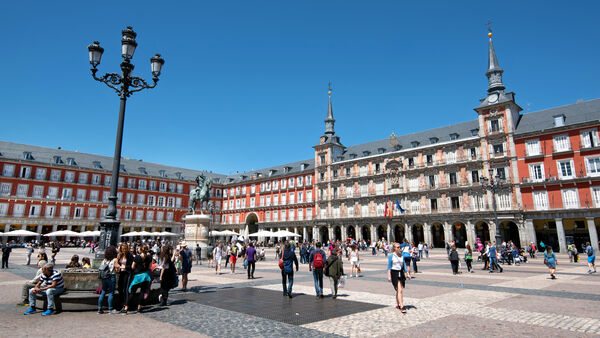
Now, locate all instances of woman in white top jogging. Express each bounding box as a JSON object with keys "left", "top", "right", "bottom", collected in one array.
[
  {"left": 348, "top": 244, "right": 360, "bottom": 277},
  {"left": 388, "top": 243, "right": 410, "bottom": 313}
]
